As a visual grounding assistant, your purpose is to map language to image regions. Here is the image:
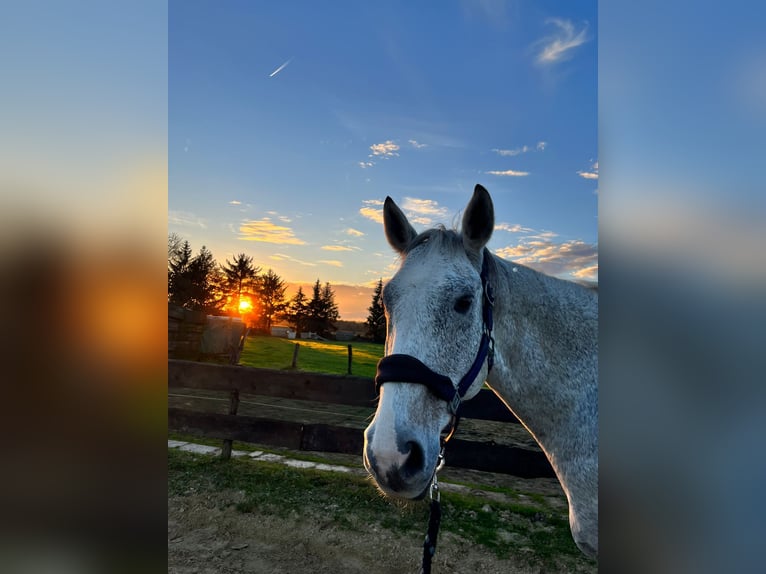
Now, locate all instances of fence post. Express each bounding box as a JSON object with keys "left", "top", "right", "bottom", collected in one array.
[
  {"left": 291, "top": 343, "right": 300, "bottom": 369},
  {"left": 347, "top": 344, "right": 353, "bottom": 375},
  {"left": 220, "top": 389, "right": 240, "bottom": 460}
]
